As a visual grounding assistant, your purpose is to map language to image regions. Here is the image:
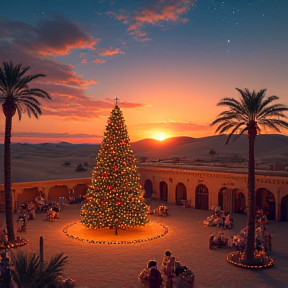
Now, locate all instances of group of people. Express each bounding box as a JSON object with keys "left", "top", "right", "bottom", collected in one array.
[
  {"left": 203, "top": 210, "right": 233, "bottom": 229},
  {"left": 211, "top": 223, "right": 272, "bottom": 255},
  {"left": 35, "top": 194, "right": 62, "bottom": 221},
  {"left": 209, "top": 232, "right": 231, "bottom": 250},
  {"left": 34, "top": 194, "right": 50, "bottom": 212},
  {"left": 18, "top": 194, "right": 62, "bottom": 224},
  {"left": 147, "top": 205, "right": 169, "bottom": 217},
  {"left": 138, "top": 250, "right": 194, "bottom": 288}
]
